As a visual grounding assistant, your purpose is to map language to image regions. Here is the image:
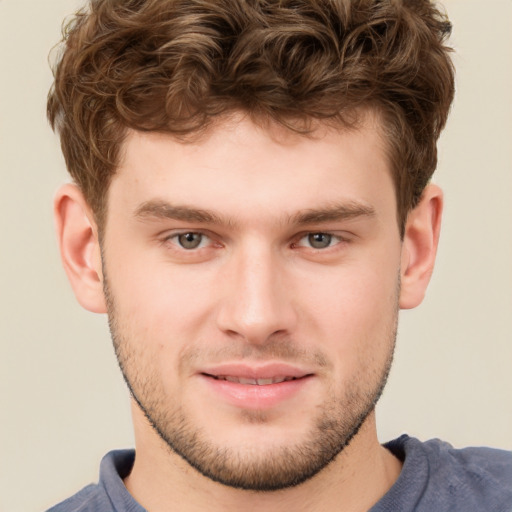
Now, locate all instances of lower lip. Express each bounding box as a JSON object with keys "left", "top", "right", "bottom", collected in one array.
[{"left": 200, "top": 375, "right": 313, "bottom": 410}]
